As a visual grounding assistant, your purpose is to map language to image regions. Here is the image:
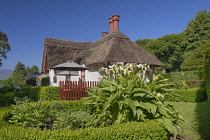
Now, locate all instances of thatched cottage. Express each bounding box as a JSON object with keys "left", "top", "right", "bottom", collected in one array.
[{"left": 42, "top": 15, "right": 164, "bottom": 86}]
